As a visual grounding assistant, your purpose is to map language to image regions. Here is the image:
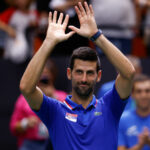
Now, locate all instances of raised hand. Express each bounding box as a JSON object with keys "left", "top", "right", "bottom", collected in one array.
[
  {"left": 46, "top": 11, "right": 75, "bottom": 44},
  {"left": 27, "top": 116, "right": 39, "bottom": 128},
  {"left": 138, "top": 127, "right": 150, "bottom": 147},
  {"left": 69, "top": 2, "right": 98, "bottom": 38}
]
